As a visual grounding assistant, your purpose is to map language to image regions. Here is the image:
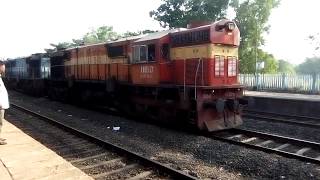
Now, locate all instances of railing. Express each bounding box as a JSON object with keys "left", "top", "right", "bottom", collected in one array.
[{"left": 239, "top": 74, "right": 320, "bottom": 94}]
